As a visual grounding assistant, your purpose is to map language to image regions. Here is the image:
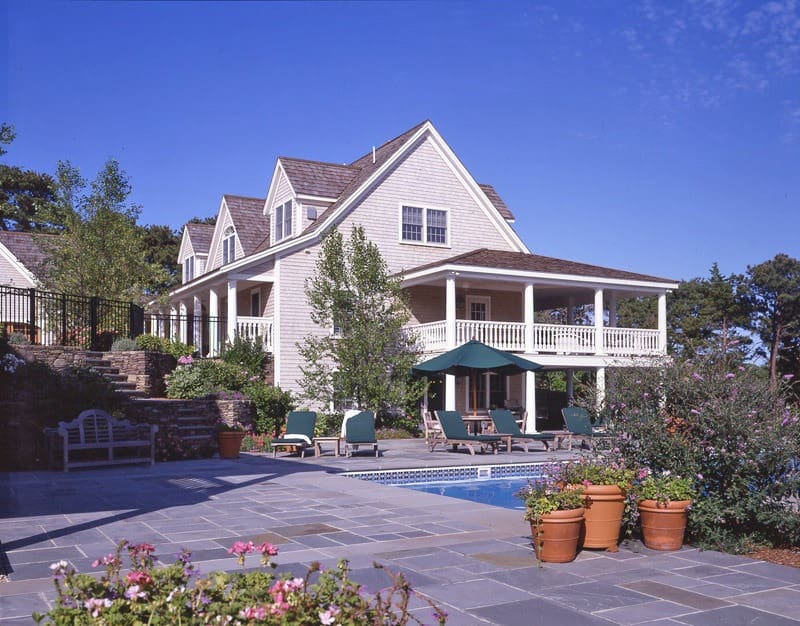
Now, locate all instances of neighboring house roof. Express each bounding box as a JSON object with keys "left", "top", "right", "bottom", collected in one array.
[
  {"left": 0, "top": 231, "right": 54, "bottom": 280},
  {"left": 184, "top": 223, "right": 215, "bottom": 255},
  {"left": 408, "top": 248, "right": 678, "bottom": 285},
  {"left": 223, "top": 195, "right": 269, "bottom": 256},
  {"left": 279, "top": 157, "right": 358, "bottom": 199}
]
